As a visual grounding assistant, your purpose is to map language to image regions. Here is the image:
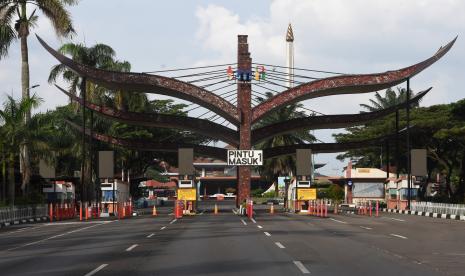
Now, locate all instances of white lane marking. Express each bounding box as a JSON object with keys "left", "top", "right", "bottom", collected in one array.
[
  {"left": 170, "top": 219, "right": 177, "bottom": 224},
  {"left": 257, "top": 225, "right": 263, "bottom": 229},
  {"left": 147, "top": 233, "right": 155, "bottom": 238},
  {"left": 390, "top": 233, "right": 408, "bottom": 239},
  {"left": 293, "top": 261, "right": 310, "bottom": 274},
  {"left": 2, "top": 225, "right": 46, "bottom": 235},
  {"left": 160, "top": 226, "right": 166, "bottom": 230},
  {"left": 384, "top": 217, "right": 405, "bottom": 222},
  {"left": 275, "top": 242, "right": 285, "bottom": 249},
  {"left": 44, "top": 221, "right": 110, "bottom": 225},
  {"left": 330, "top": 218, "right": 347, "bottom": 224},
  {"left": 241, "top": 219, "right": 247, "bottom": 226},
  {"left": 84, "top": 264, "right": 108, "bottom": 276},
  {"left": 251, "top": 218, "right": 257, "bottom": 223},
  {"left": 264, "top": 232, "right": 271, "bottom": 237},
  {"left": 6, "top": 223, "right": 110, "bottom": 251},
  {"left": 125, "top": 244, "right": 138, "bottom": 252},
  {"left": 360, "top": 226, "right": 372, "bottom": 230}
]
